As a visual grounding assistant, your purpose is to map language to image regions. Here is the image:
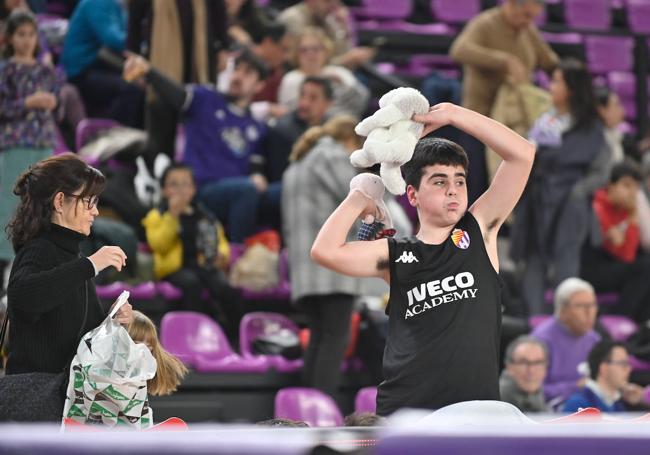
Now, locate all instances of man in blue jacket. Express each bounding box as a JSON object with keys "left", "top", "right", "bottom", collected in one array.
[
  {"left": 62, "top": 0, "right": 144, "bottom": 127},
  {"left": 563, "top": 340, "right": 646, "bottom": 412}
]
